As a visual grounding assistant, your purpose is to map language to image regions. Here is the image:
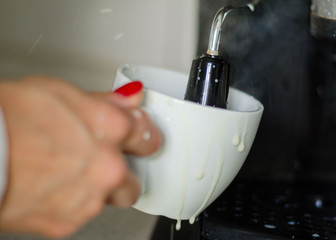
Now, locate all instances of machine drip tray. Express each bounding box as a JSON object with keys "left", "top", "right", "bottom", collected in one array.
[{"left": 203, "top": 181, "right": 336, "bottom": 240}]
